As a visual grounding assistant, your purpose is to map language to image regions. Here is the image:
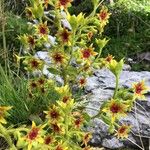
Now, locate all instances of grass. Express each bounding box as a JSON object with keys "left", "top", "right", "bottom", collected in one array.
[{"left": 0, "top": 65, "right": 59, "bottom": 125}]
